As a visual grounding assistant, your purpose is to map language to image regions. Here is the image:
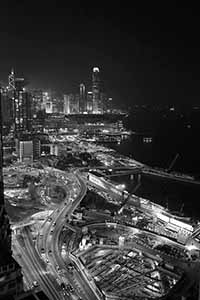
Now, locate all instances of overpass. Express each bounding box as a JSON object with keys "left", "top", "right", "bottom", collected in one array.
[{"left": 88, "top": 164, "right": 200, "bottom": 186}]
